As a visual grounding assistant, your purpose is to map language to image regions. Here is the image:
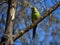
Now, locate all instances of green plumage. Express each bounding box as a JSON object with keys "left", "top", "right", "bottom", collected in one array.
[{"left": 31, "top": 6, "right": 40, "bottom": 38}]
